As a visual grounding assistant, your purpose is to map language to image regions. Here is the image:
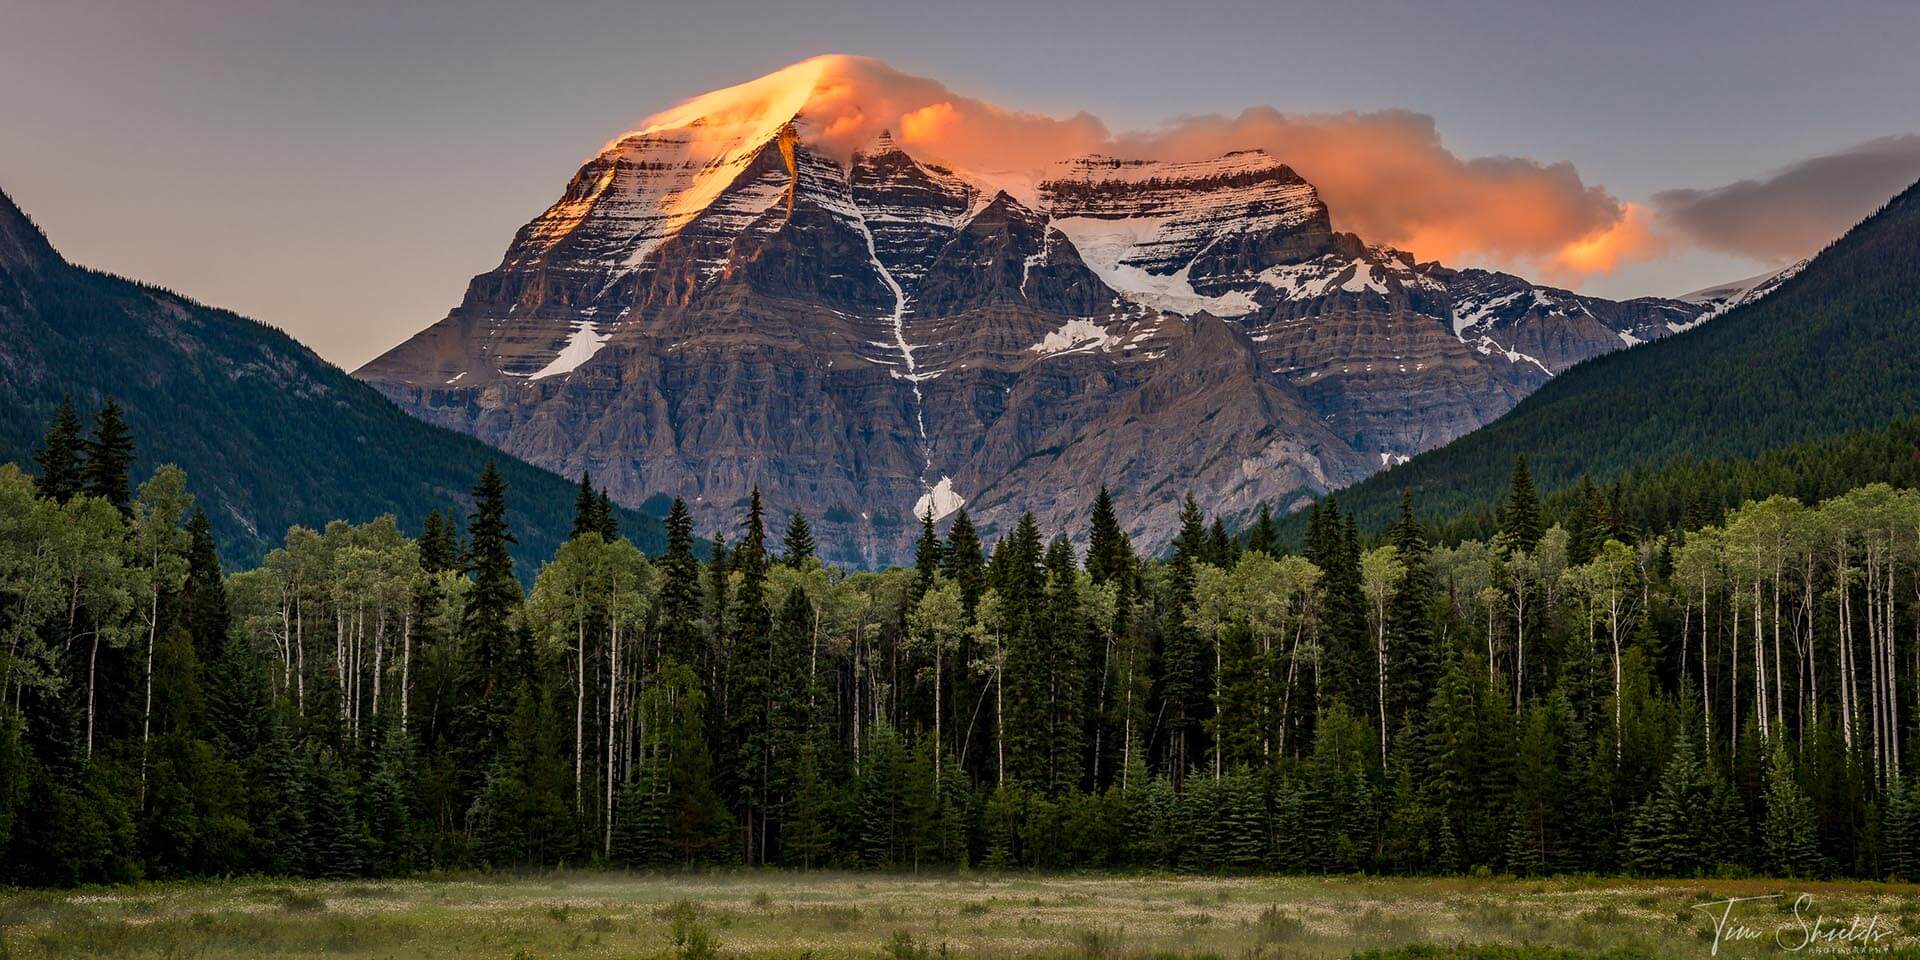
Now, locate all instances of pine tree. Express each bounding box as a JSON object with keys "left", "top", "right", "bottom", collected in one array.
[
  {"left": 595, "top": 490, "right": 619, "bottom": 541},
  {"left": 32, "top": 398, "right": 85, "bottom": 503},
  {"left": 1386, "top": 494, "right": 1437, "bottom": 730},
  {"left": 181, "top": 508, "right": 229, "bottom": 666},
  {"left": 419, "top": 509, "right": 459, "bottom": 573},
  {"left": 912, "top": 507, "right": 942, "bottom": 600},
  {"left": 81, "top": 397, "right": 135, "bottom": 514},
  {"left": 1882, "top": 775, "right": 1920, "bottom": 881},
  {"left": 459, "top": 462, "right": 521, "bottom": 765},
  {"left": 941, "top": 509, "right": 986, "bottom": 620},
  {"left": 783, "top": 743, "right": 831, "bottom": 868},
  {"left": 1496, "top": 455, "right": 1544, "bottom": 554},
  {"left": 1761, "top": 746, "right": 1825, "bottom": 878},
  {"left": 1206, "top": 517, "right": 1235, "bottom": 567},
  {"left": 1245, "top": 503, "right": 1277, "bottom": 557},
  {"left": 729, "top": 489, "right": 775, "bottom": 863},
  {"left": 780, "top": 512, "right": 816, "bottom": 568},
  {"left": 611, "top": 766, "right": 672, "bottom": 868},
  {"left": 1566, "top": 475, "right": 1606, "bottom": 566},
  {"left": 656, "top": 498, "right": 703, "bottom": 668},
  {"left": 297, "top": 746, "right": 365, "bottom": 878},
  {"left": 1086, "top": 487, "right": 1127, "bottom": 584},
  {"left": 364, "top": 723, "right": 419, "bottom": 875},
  {"left": 1162, "top": 495, "right": 1212, "bottom": 787},
  {"left": 571, "top": 472, "right": 600, "bottom": 539}
]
